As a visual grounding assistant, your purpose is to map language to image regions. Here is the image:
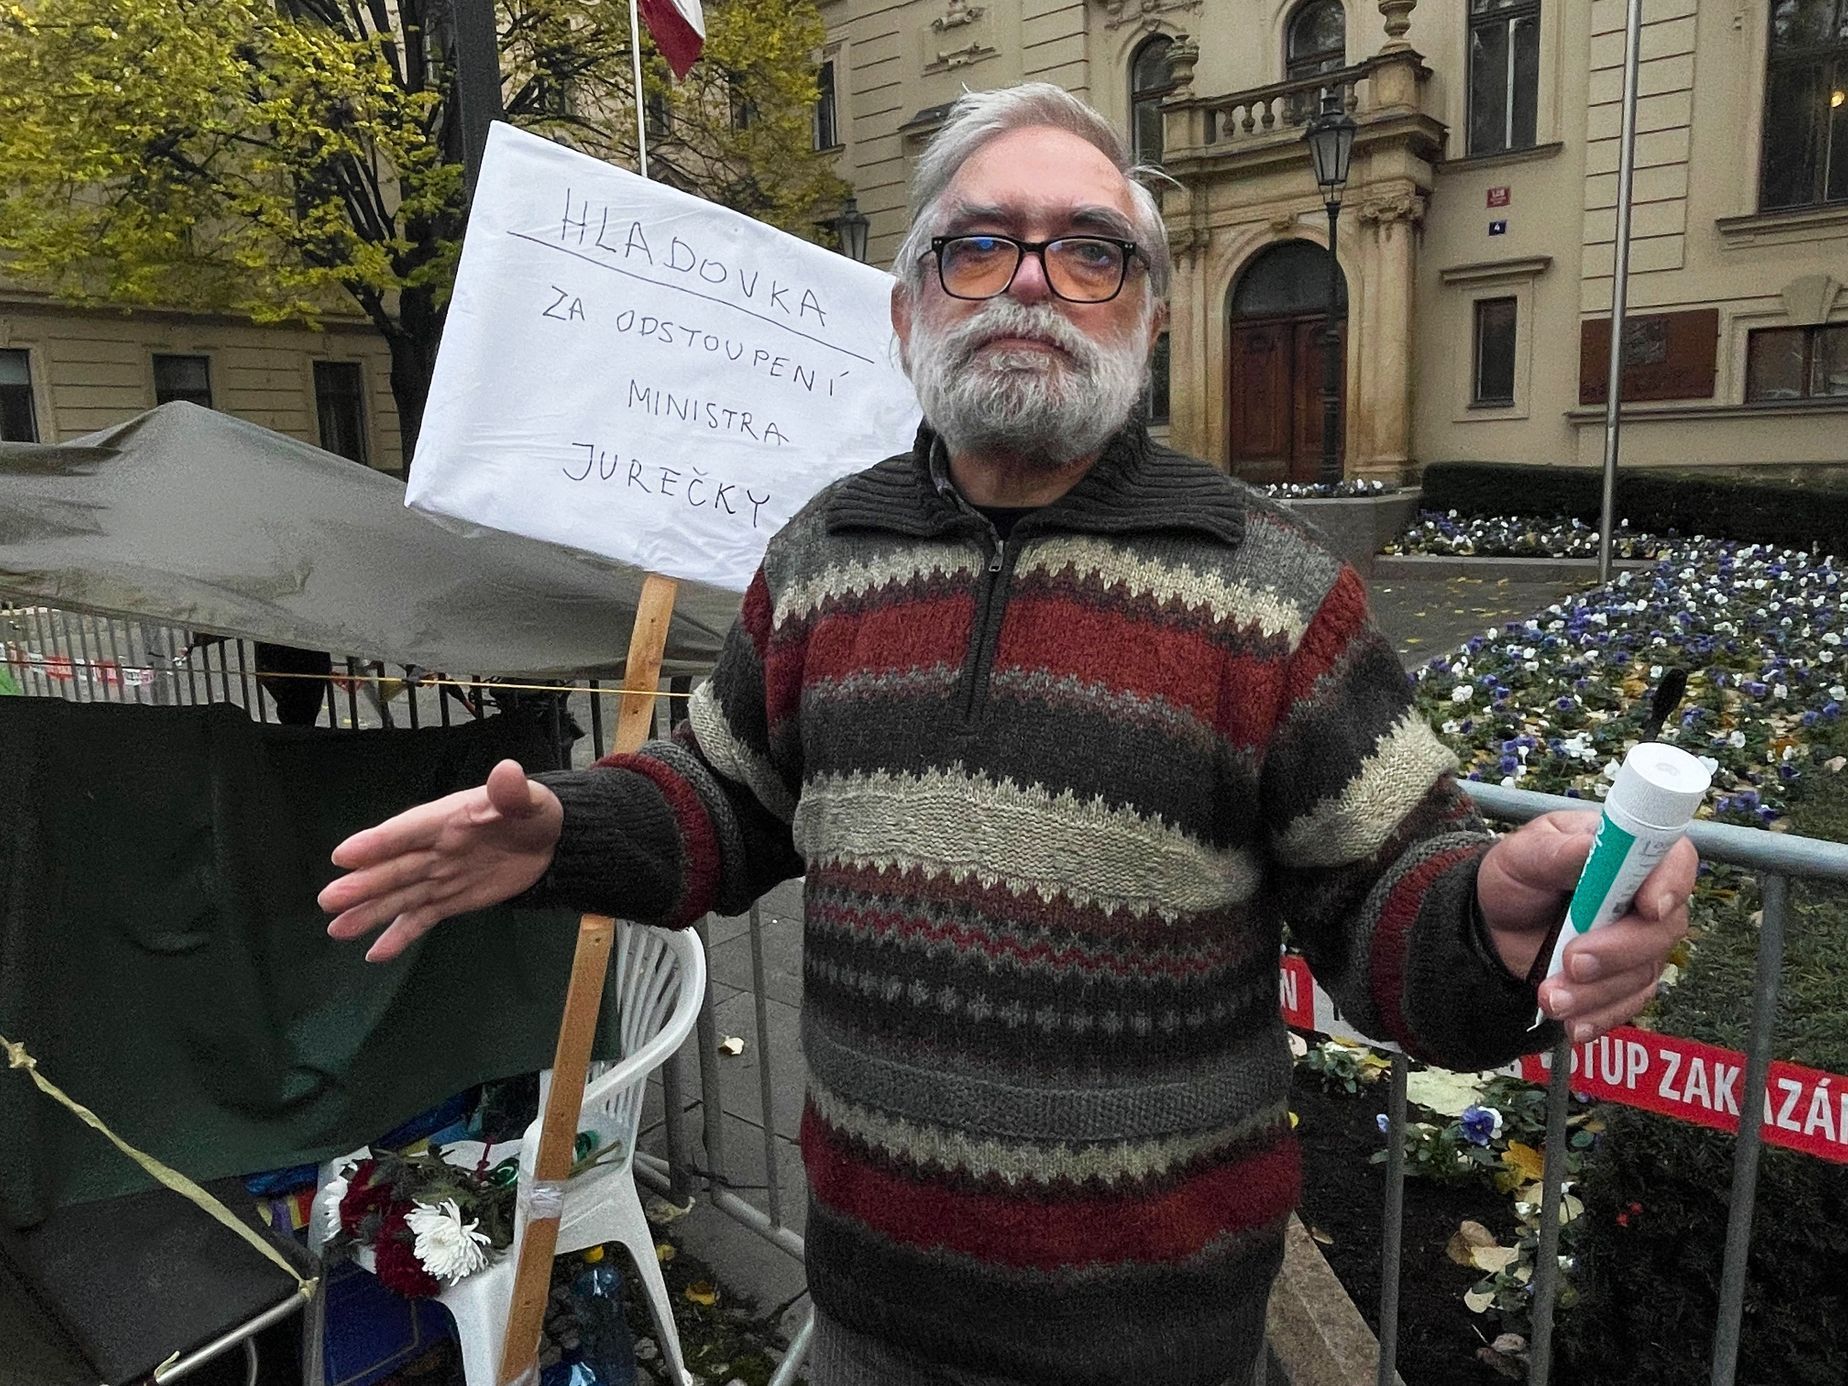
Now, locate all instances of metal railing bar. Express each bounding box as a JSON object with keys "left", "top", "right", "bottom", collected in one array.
[
  {"left": 635, "top": 1151, "right": 806, "bottom": 1263},
  {"left": 56, "top": 610, "right": 86, "bottom": 702},
  {"left": 767, "top": 1308, "right": 816, "bottom": 1386},
  {"left": 100, "top": 617, "right": 128, "bottom": 704},
  {"left": 234, "top": 639, "right": 252, "bottom": 712},
  {"left": 660, "top": 1045, "right": 696, "bottom": 1202},
  {"left": 692, "top": 916, "right": 731, "bottom": 1196},
  {"left": 1527, "top": 1034, "right": 1576, "bottom": 1384},
  {"left": 748, "top": 901, "right": 785, "bottom": 1230},
  {"left": 1464, "top": 782, "right": 1848, "bottom": 881},
  {"left": 1710, "top": 869, "right": 1790, "bottom": 1386},
  {"left": 1377, "top": 1052, "right": 1408, "bottom": 1386}
]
